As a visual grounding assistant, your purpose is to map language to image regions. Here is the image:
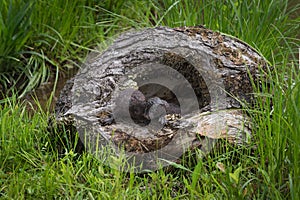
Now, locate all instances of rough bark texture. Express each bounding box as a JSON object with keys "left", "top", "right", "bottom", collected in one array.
[{"left": 53, "top": 26, "right": 269, "bottom": 170}]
